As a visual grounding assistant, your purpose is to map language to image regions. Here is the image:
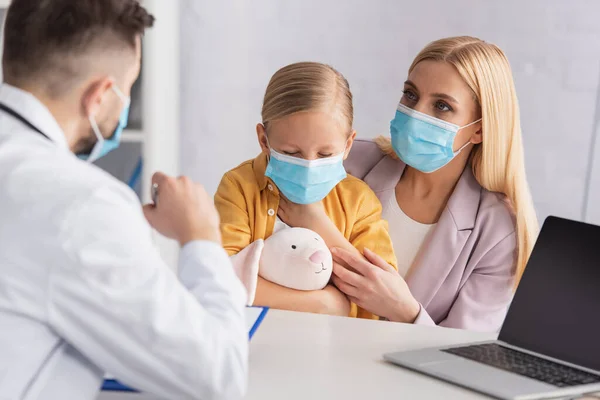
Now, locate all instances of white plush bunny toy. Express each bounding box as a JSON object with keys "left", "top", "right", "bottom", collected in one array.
[{"left": 230, "top": 223, "right": 333, "bottom": 306}]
